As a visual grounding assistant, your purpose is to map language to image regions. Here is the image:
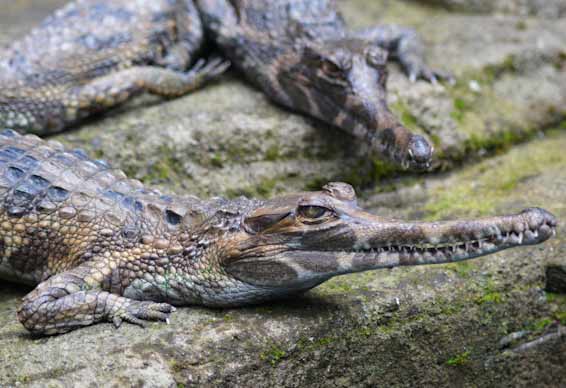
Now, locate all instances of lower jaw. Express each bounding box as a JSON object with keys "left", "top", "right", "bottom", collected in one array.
[{"left": 347, "top": 243, "right": 511, "bottom": 270}]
